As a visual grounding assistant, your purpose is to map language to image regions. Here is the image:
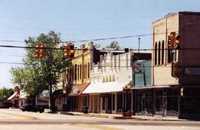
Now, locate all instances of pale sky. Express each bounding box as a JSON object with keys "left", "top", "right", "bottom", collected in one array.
[{"left": 0, "top": 0, "right": 200, "bottom": 87}]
